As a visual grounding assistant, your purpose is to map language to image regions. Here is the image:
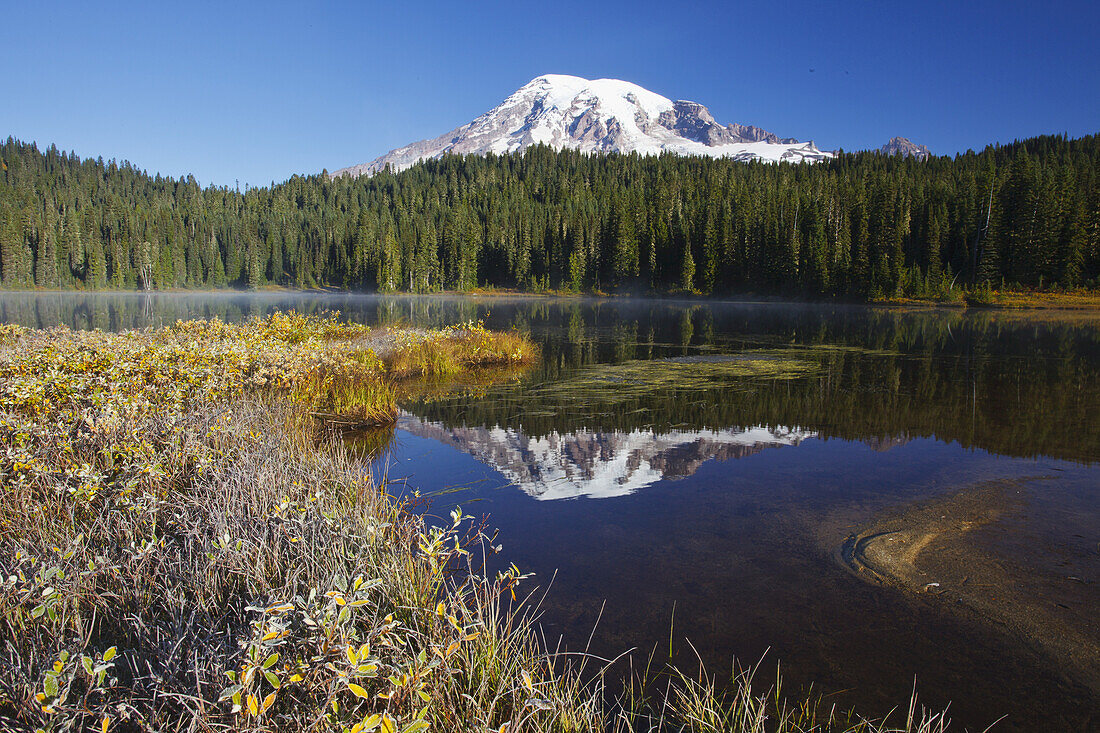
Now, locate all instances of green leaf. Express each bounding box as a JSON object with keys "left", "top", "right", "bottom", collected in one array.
[
  {"left": 43, "top": 673, "right": 58, "bottom": 698},
  {"left": 262, "top": 652, "right": 279, "bottom": 669},
  {"left": 264, "top": 671, "right": 280, "bottom": 689},
  {"left": 102, "top": 646, "right": 117, "bottom": 662},
  {"left": 82, "top": 656, "right": 94, "bottom": 676}
]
